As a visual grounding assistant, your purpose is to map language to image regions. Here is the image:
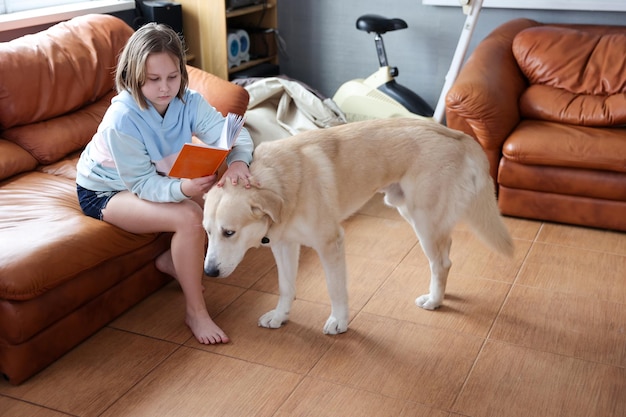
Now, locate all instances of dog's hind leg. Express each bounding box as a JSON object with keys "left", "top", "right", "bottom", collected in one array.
[
  {"left": 414, "top": 230, "right": 452, "bottom": 310},
  {"left": 316, "top": 228, "right": 349, "bottom": 335},
  {"left": 397, "top": 205, "right": 453, "bottom": 311},
  {"left": 258, "top": 242, "right": 300, "bottom": 329}
]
